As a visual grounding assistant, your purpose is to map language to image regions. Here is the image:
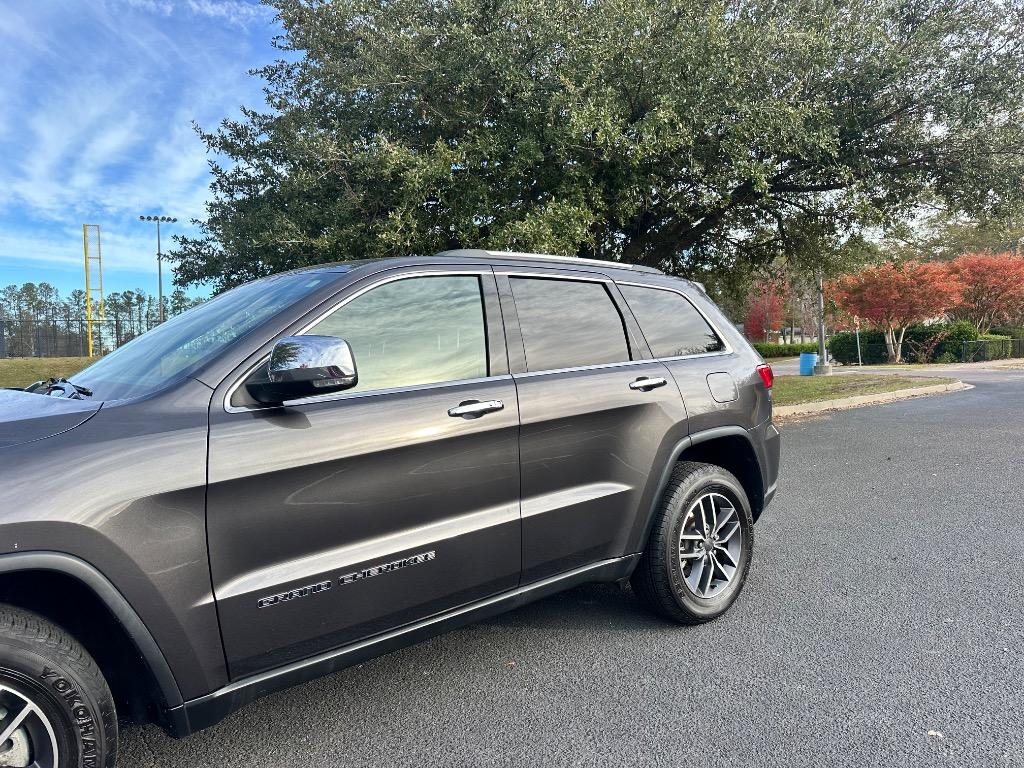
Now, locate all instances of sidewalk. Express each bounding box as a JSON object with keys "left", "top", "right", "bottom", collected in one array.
[
  {"left": 774, "top": 379, "right": 971, "bottom": 419},
  {"left": 769, "top": 356, "right": 1023, "bottom": 377}
]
